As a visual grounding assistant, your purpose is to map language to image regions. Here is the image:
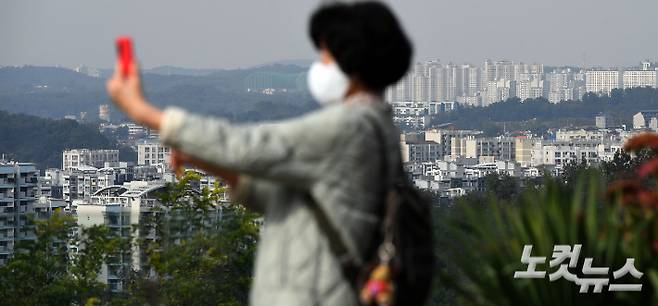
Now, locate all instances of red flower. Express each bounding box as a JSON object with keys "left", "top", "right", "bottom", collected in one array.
[
  {"left": 638, "top": 158, "right": 658, "bottom": 178},
  {"left": 607, "top": 180, "right": 642, "bottom": 206},
  {"left": 637, "top": 191, "right": 658, "bottom": 208},
  {"left": 624, "top": 133, "right": 658, "bottom": 152}
]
